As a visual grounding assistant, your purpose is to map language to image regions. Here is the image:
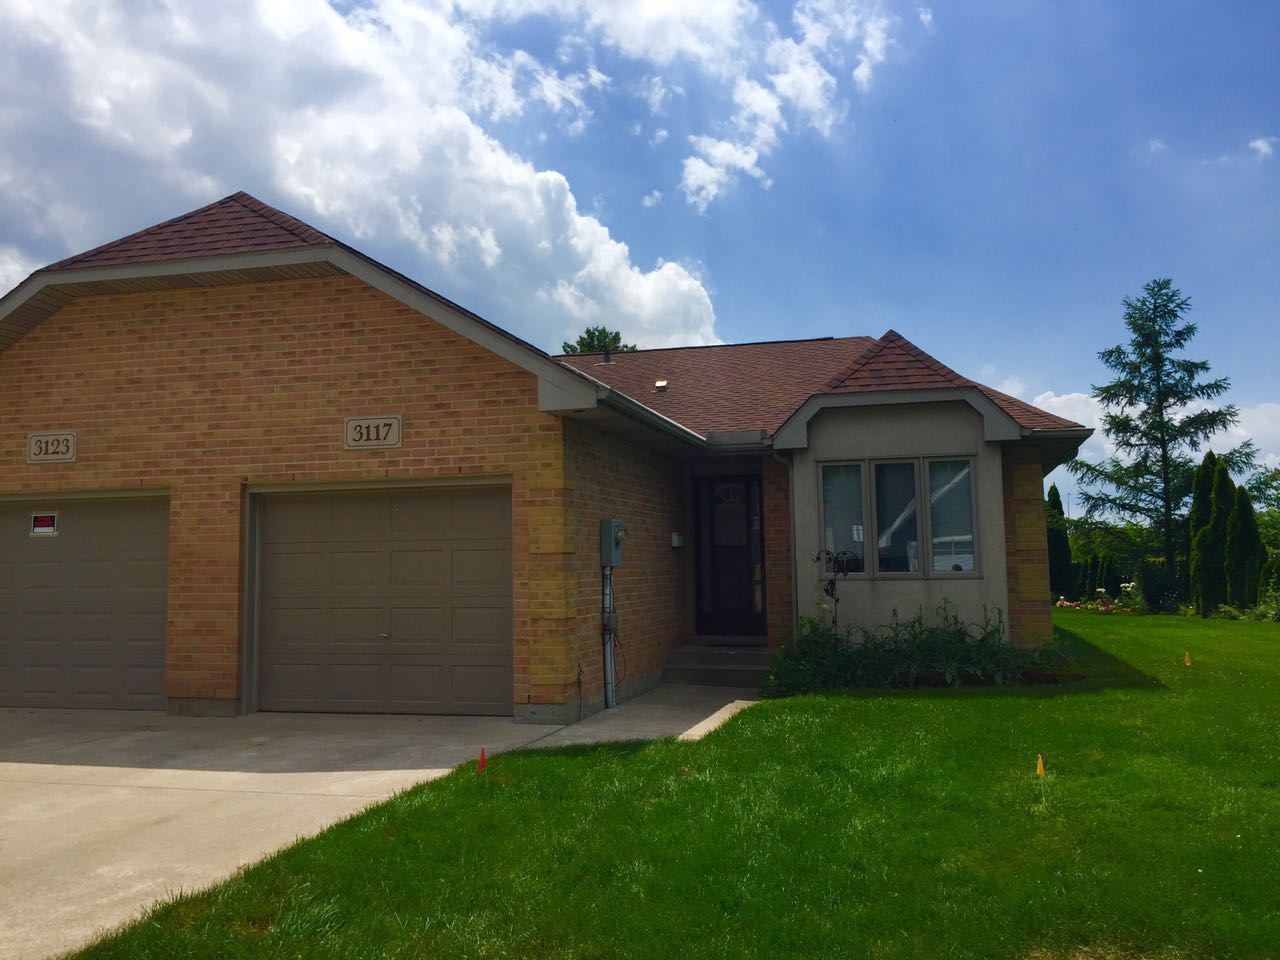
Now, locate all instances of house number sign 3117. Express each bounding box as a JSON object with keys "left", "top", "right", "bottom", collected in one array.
[{"left": 344, "top": 416, "right": 403, "bottom": 450}]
